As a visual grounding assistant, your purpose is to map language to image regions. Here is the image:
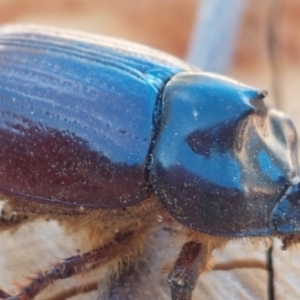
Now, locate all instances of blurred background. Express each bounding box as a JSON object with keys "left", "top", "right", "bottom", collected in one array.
[{"left": 0, "top": 0, "right": 300, "bottom": 299}]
